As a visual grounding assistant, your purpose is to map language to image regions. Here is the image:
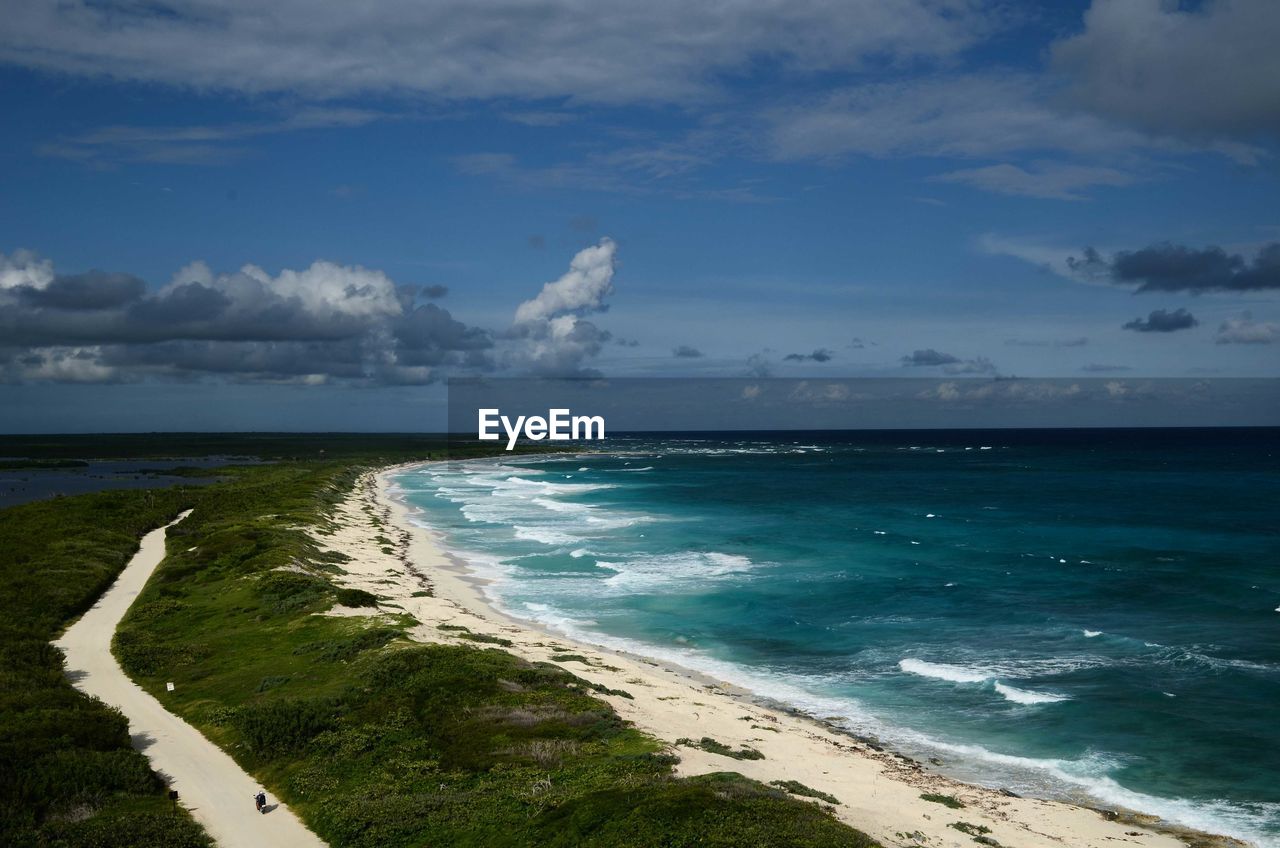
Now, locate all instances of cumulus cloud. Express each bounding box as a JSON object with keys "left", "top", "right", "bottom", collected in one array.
[
  {"left": 1122, "top": 308, "right": 1198, "bottom": 333},
  {"left": 1052, "top": 0, "right": 1280, "bottom": 144},
  {"left": 1215, "top": 313, "right": 1280, "bottom": 345},
  {"left": 0, "top": 249, "right": 491, "bottom": 384},
  {"left": 507, "top": 238, "right": 619, "bottom": 376},
  {"left": 931, "top": 161, "right": 1137, "bottom": 200},
  {"left": 1070, "top": 242, "right": 1280, "bottom": 293},
  {"left": 673, "top": 345, "right": 704, "bottom": 358},
  {"left": 783, "top": 348, "right": 833, "bottom": 362},
  {"left": 515, "top": 239, "right": 617, "bottom": 325}
]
